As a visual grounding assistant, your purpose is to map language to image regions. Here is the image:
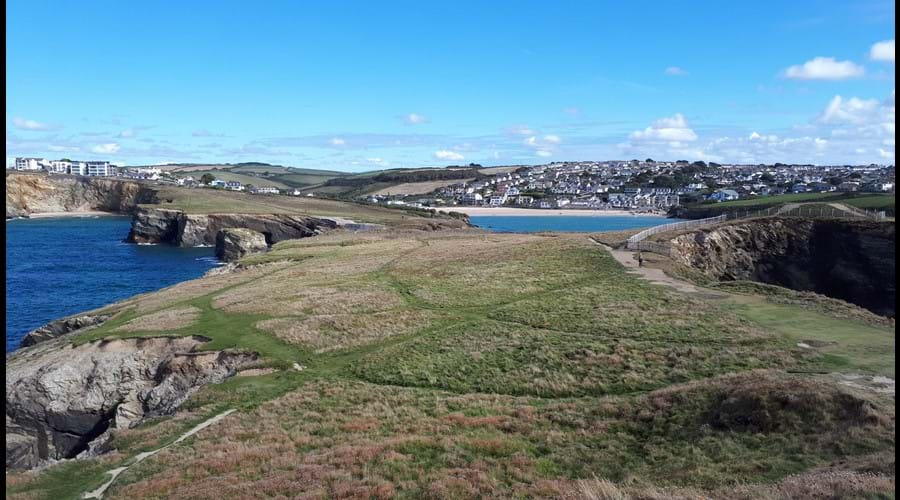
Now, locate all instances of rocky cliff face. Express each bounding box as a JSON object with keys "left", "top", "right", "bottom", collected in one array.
[
  {"left": 669, "top": 217, "right": 896, "bottom": 317},
  {"left": 215, "top": 228, "right": 269, "bottom": 261},
  {"left": 6, "top": 335, "right": 256, "bottom": 470},
  {"left": 20, "top": 314, "right": 110, "bottom": 347},
  {"left": 127, "top": 207, "right": 338, "bottom": 246},
  {"left": 6, "top": 172, "right": 158, "bottom": 218}
]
